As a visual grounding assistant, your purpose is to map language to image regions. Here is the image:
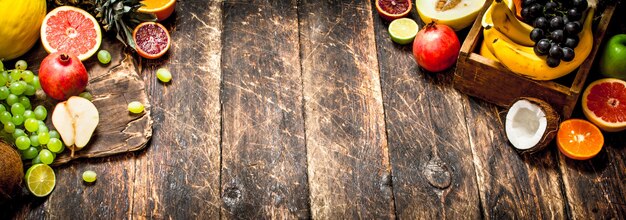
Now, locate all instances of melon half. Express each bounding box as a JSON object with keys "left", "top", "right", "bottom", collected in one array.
[{"left": 416, "top": 0, "right": 487, "bottom": 31}]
